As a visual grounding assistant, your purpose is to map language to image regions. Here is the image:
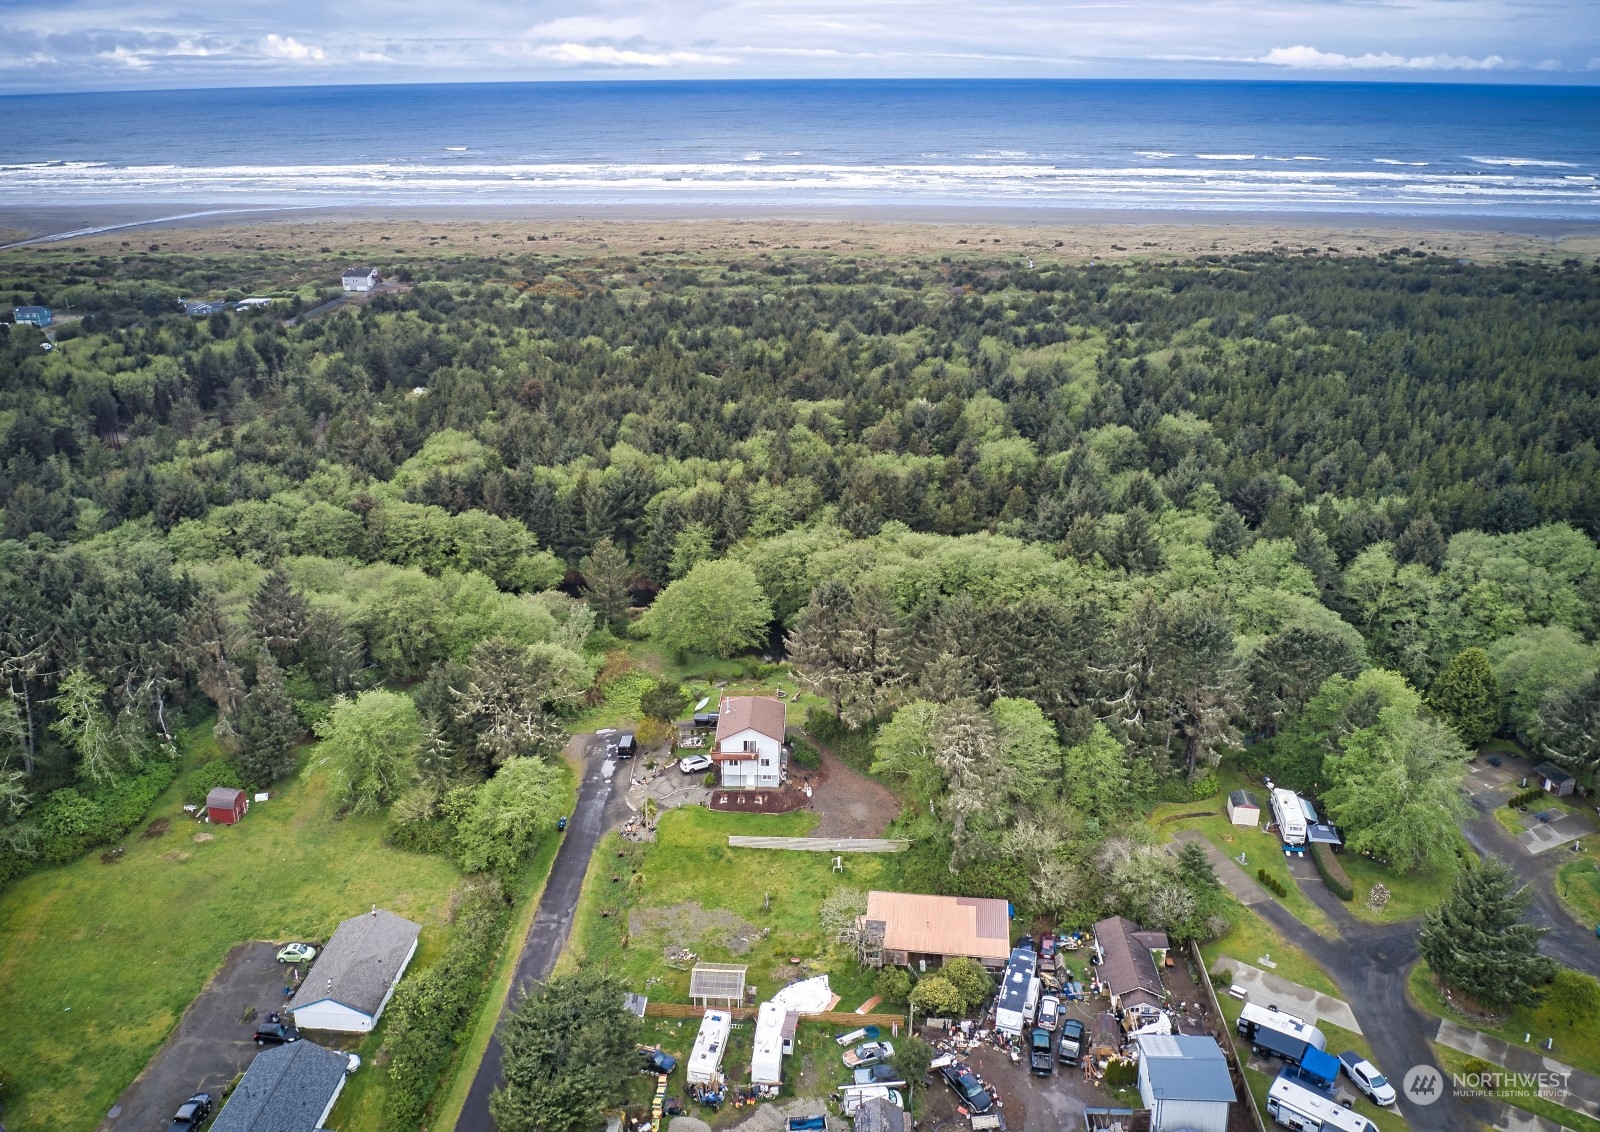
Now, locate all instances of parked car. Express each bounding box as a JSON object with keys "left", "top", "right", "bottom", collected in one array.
[
  {"left": 346, "top": 1053, "right": 362, "bottom": 1074},
  {"left": 254, "top": 1020, "right": 299, "bottom": 1046},
  {"left": 168, "top": 1093, "right": 213, "bottom": 1131},
  {"left": 1036, "top": 995, "right": 1060, "bottom": 1031},
  {"left": 854, "top": 1064, "right": 905, "bottom": 1086},
  {"left": 1040, "top": 932, "right": 1056, "bottom": 961},
  {"left": 641, "top": 1047, "right": 679, "bottom": 1074},
  {"left": 679, "top": 754, "right": 712, "bottom": 774},
  {"left": 843, "top": 1040, "right": 895, "bottom": 1068},
  {"left": 939, "top": 1064, "right": 995, "bottom": 1114},
  {"left": 275, "top": 942, "right": 316, "bottom": 963},
  {"left": 1057, "top": 1018, "right": 1085, "bottom": 1066},
  {"left": 1029, "top": 1028, "right": 1054, "bottom": 1076},
  {"left": 615, "top": 733, "right": 638, "bottom": 759},
  {"left": 839, "top": 1087, "right": 902, "bottom": 1117},
  {"left": 1338, "top": 1052, "right": 1397, "bottom": 1106}
]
